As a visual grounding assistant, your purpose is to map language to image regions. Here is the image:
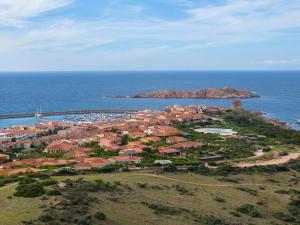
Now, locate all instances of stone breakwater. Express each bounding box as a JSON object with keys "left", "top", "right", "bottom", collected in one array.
[{"left": 110, "top": 87, "right": 259, "bottom": 99}]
